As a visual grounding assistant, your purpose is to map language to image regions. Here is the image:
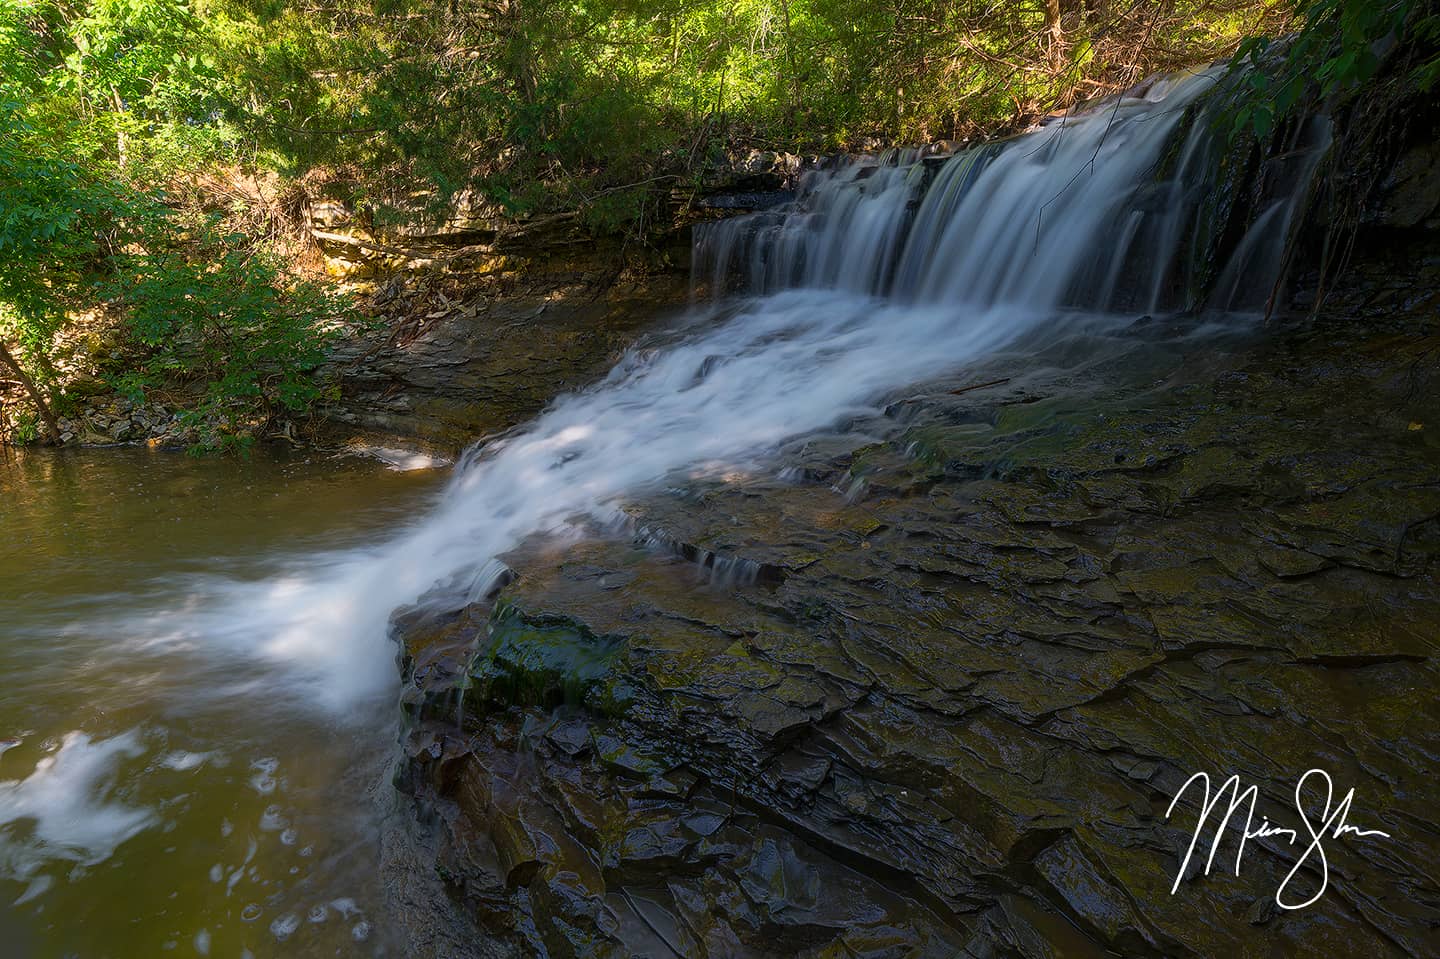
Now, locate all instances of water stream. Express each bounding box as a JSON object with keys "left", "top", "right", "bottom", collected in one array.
[
  {"left": 1, "top": 68, "right": 1329, "bottom": 954},
  {"left": 1, "top": 450, "right": 443, "bottom": 956}
]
